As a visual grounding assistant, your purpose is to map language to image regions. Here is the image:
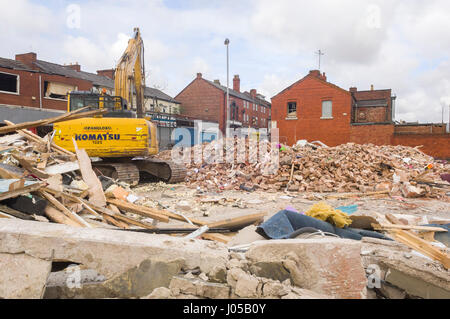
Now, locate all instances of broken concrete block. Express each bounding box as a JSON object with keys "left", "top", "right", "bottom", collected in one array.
[
  {"left": 0, "top": 219, "right": 229, "bottom": 281},
  {"left": 169, "top": 276, "right": 230, "bottom": 299},
  {"left": 246, "top": 238, "right": 367, "bottom": 299},
  {"left": 262, "top": 280, "right": 290, "bottom": 297},
  {"left": 233, "top": 271, "right": 260, "bottom": 298},
  {"left": 0, "top": 252, "right": 51, "bottom": 299},
  {"left": 102, "top": 258, "right": 184, "bottom": 298},
  {"left": 143, "top": 287, "right": 173, "bottom": 299},
  {"left": 385, "top": 268, "right": 450, "bottom": 299},
  {"left": 400, "top": 182, "right": 425, "bottom": 198}
]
